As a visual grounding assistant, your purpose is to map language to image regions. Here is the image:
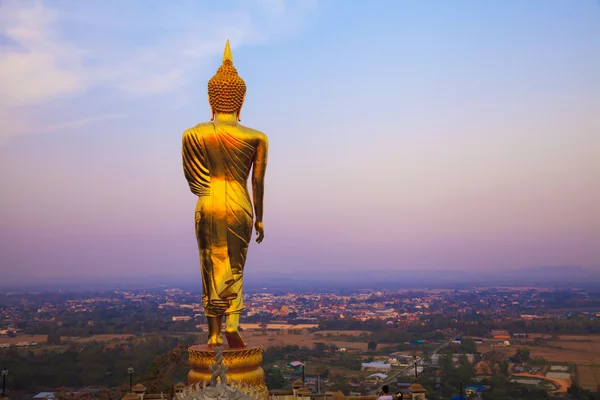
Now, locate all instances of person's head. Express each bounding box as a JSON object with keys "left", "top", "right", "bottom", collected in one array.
[{"left": 381, "top": 385, "right": 389, "bottom": 394}]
